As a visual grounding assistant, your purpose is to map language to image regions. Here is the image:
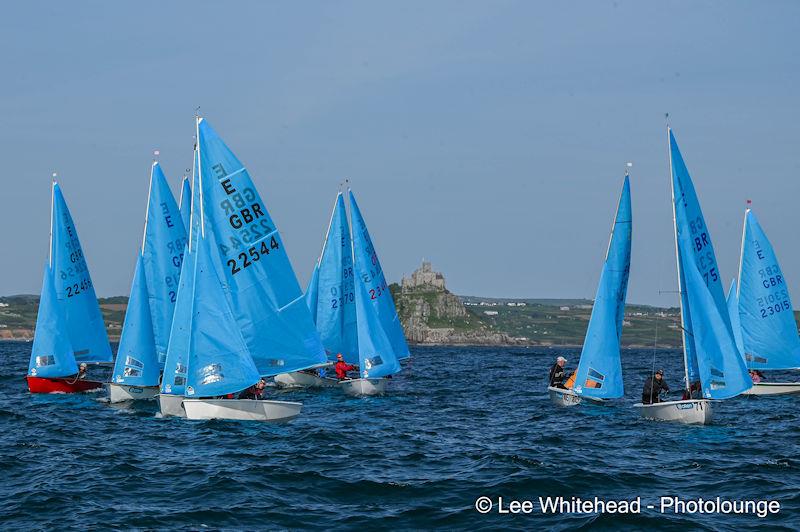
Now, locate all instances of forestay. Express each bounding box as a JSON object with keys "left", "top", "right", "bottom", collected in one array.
[
  {"left": 737, "top": 210, "right": 800, "bottom": 369},
  {"left": 572, "top": 176, "right": 631, "bottom": 399},
  {"left": 196, "top": 117, "right": 325, "bottom": 375},
  {"left": 28, "top": 265, "right": 78, "bottom": 378},
  {"left": 50, "top": 182, "right": 112, "bottom": 363},
  {"left": 349, "top": 190, "right": 410, "bottom": 360},
  {"left": 306, "top": 193, "right": 359, "bottom": 363}
]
